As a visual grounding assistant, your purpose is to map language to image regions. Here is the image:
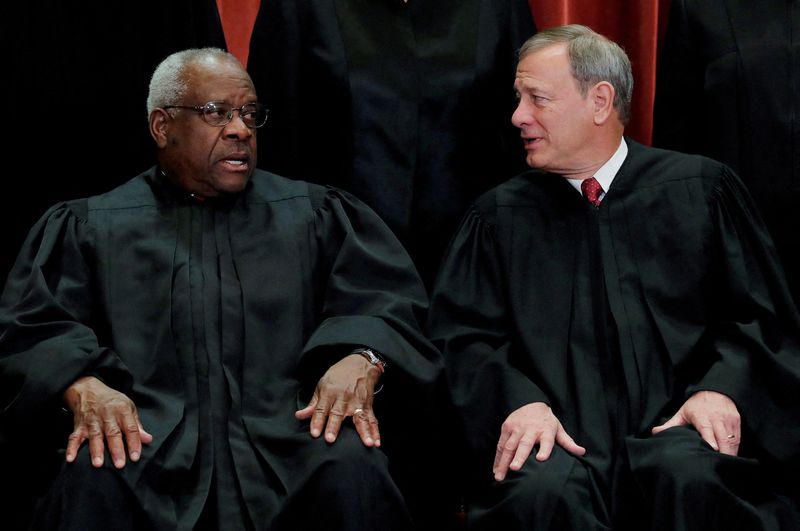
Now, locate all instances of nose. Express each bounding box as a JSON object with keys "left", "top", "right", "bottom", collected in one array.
[
  {"left": 511, "top": 98, "right": 531, "bottom": 130},
  {"left": 222, "top": 111, "right": 253, "bottom": 140}
]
